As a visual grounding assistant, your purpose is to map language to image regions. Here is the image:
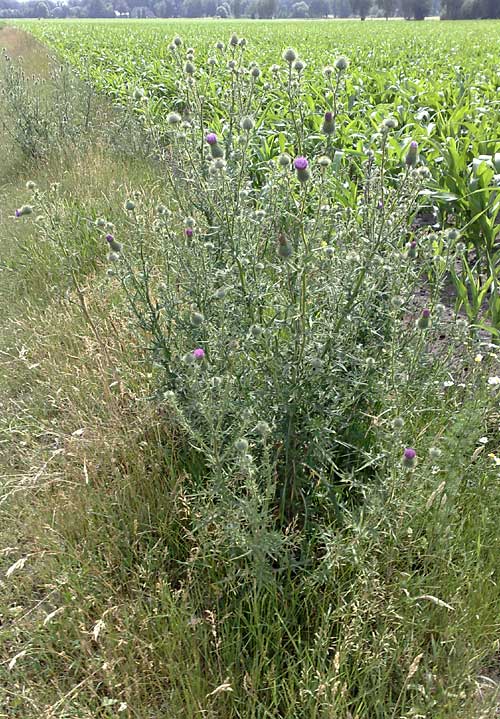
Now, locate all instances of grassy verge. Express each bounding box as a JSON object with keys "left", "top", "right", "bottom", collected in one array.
[{"left": 0, "top": 26, "right": 499, "bottom": 719}]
